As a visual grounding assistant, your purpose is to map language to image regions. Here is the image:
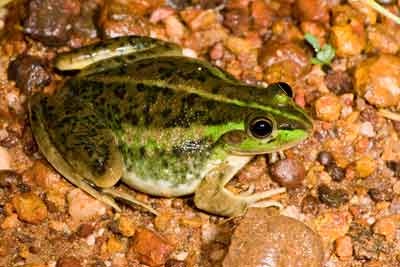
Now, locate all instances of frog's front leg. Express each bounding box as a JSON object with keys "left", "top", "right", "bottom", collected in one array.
[{"left": 194, "top": 155, "right": 286, "bottom": 217}]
